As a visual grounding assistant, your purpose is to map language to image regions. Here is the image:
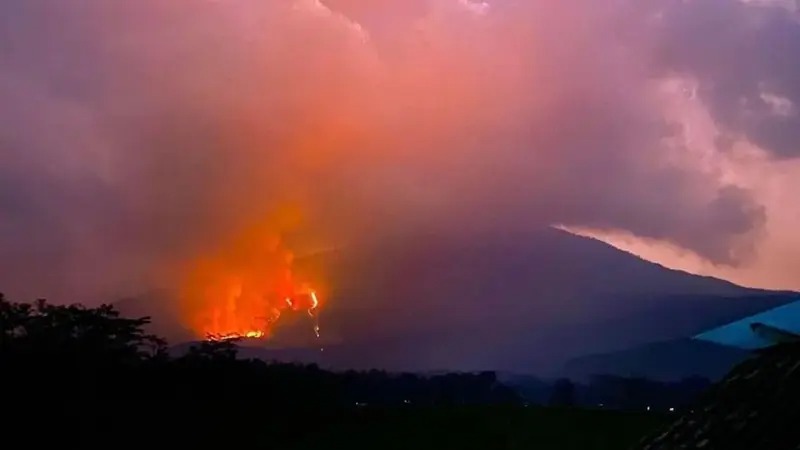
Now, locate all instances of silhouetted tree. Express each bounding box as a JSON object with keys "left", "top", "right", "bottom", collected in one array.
[
  {"left": 550, "top": 378, "right": 576, "bottom": 407},
  {"left": 1, "top": 294, "right": 522, "bottom": 446},
  {"left": 183, "top": 338, "right": 240, "bottom": 361},
  {"left": 1, "top": 295, "right": 165, "bottom": 366},
  {"left": 583, "top": 374, "right": 712, "bottom": 411}
]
